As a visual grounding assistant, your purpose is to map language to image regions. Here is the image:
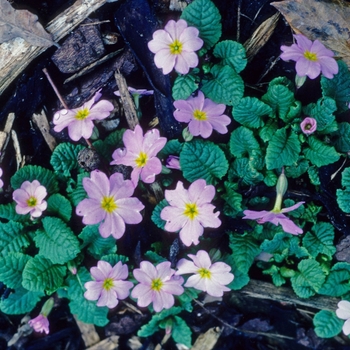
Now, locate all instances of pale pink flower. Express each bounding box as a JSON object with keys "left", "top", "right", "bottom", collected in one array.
[
  {"left": 28, "top": 314, "right": 50, "bottom": 334},
  {"left": 300, "top": 117, "right": 317, "bottom": 135},
  {"left": 84, "top": 260, "right": 133, "bottom": 309},
  {"left": 53, "top": 91, "right": 114, "bottom": 141},
  {"left": 131, "top": 261, "right": 184, "bottom": 312},
  {"left": 336, "top": 300, "right": 350, "bottom": 335},
  {"left": 0, "top": 168, "right": 3, "bottom": 189},
  {"left": 148, "top": 19, "right": 203, "bottom": 75},
  {"left": 280, "top": 34, "right": 338, "bottom": 79},
  {"left": 173, "top": 91, "right": 231, "bottom": 138},
  {"left": 160, "top": 179, "right": 221, "bottom": 246},
  {"left": 176, "top": 250, "right": 234, "bottom": 297},
  {"left": 114, "top": 87, "right": 154, "bottom": 97},
  {"left": 242, "top": 202, "right": 305, "bottom": 235},
  {"left": 166, "top": 155, "right": 181, "bottom": 170},
  {"left": 110, "top": 125, "right": 167, "bottom": 186},
  {"left": 13, "top": 180, "right": 47, "bottom": 218},
  {"left": 76, "top": 170, "right": 144, "bottom": 239}
]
